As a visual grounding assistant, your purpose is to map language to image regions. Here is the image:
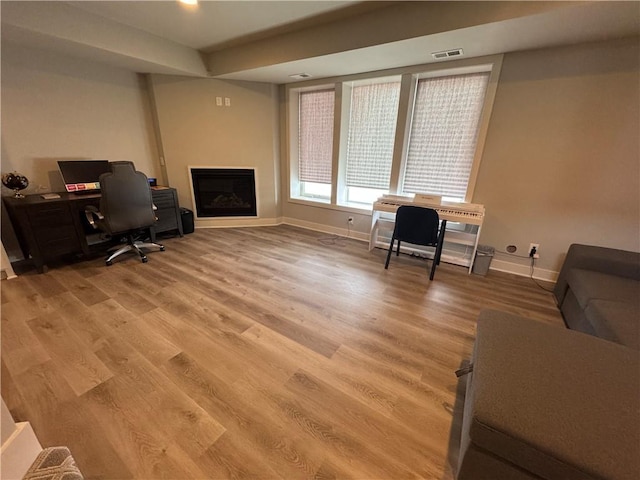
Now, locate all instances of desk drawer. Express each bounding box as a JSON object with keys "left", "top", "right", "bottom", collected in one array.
[
  {"left": 32, "top": 225, "right": 81, "bottom": 256},
  {"left": 152, "top": 190, "right": 177, "bottom": 209},
  {"left": 154, "top": 209, "right": 179, "bottom": 233},
  {"left": 27, "top": 203, "right": 73, "bottom": 227}
]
